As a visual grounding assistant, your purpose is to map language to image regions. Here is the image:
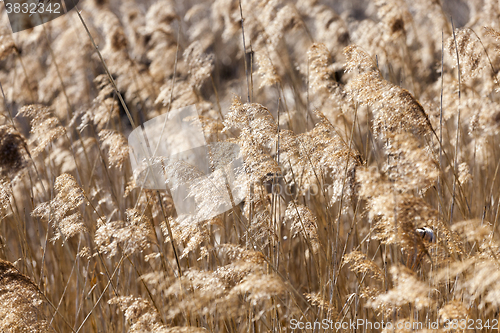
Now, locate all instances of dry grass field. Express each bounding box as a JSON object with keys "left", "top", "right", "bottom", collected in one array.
[{"left": 0, "top": 0, "right": 500, "bottom": 331}]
